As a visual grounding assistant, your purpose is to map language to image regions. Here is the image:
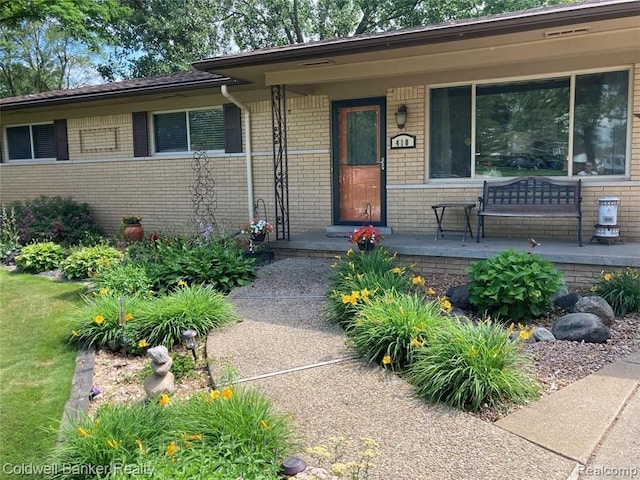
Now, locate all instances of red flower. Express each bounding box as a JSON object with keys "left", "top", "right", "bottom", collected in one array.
[{"left": 350, "top": 225, "right": 382, "bottom": 244}]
